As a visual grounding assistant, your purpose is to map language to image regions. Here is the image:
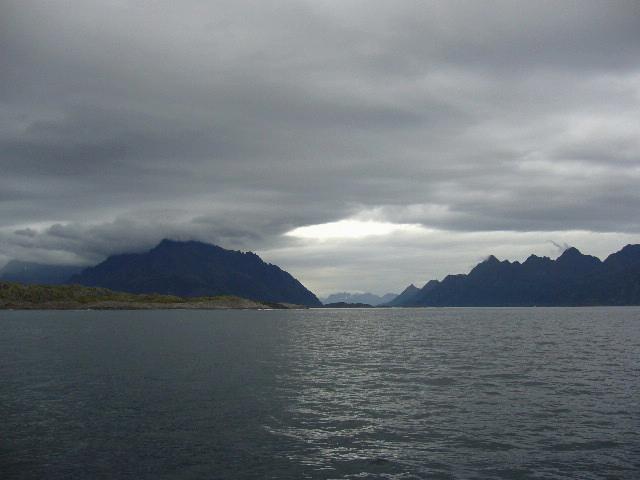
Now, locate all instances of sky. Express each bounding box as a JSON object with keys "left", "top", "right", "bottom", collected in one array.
[{"left": 1, "top": 1, "right": 640, "bottom": 296}]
